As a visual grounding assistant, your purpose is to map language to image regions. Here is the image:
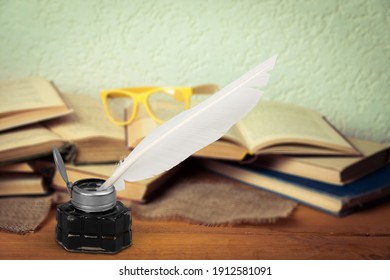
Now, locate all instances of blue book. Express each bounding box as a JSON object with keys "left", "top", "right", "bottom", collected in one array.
[{"left": 202, "top": 160, "right": 390, "bottom": 216}]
